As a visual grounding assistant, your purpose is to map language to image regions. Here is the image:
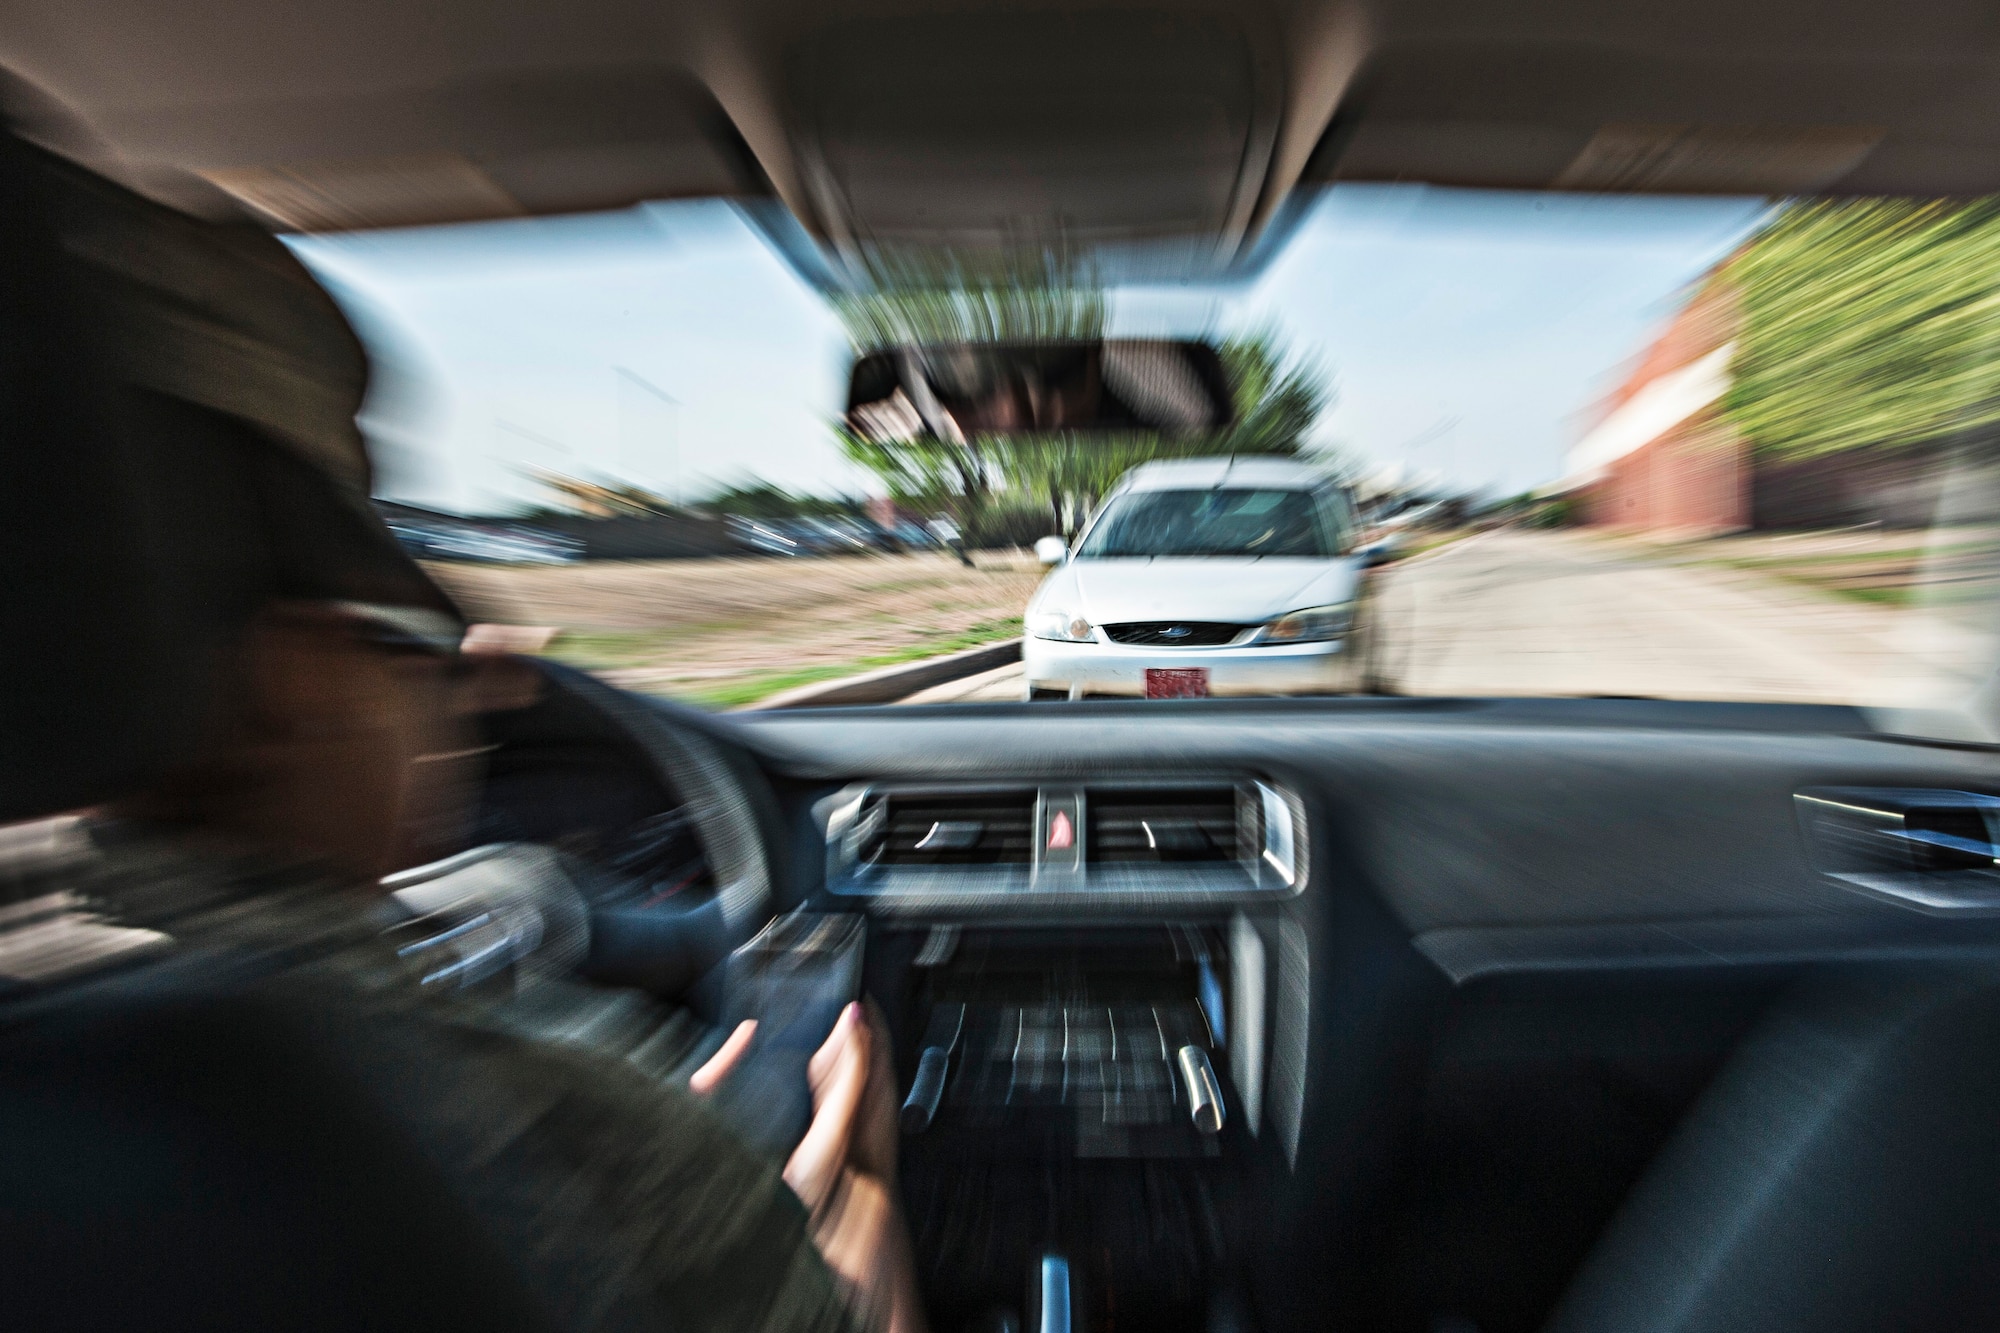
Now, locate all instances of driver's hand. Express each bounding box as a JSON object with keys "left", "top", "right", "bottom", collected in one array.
[
  {"left": 689, "top": 1019, "right": 758, "bottom": 1096},
  {"left": 784, "top": 1001, "right": 926, "bottom": 1333}
]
